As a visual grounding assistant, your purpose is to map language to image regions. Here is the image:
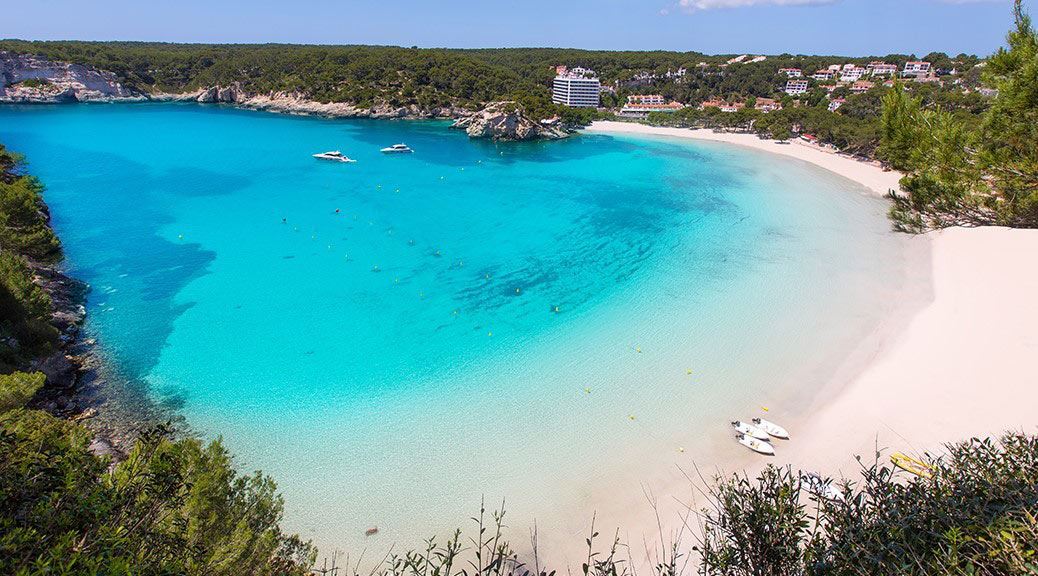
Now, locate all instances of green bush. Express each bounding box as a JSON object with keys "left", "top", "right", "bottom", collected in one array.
[
  {"left": 0, "top": 371, "right": 44, "bottom": 412},
  {"left": 0, "top": 392, "right": 316, "bottom": 575},
  {"left": 695, "top": 433, "right": 1038, "bottom": 576}
]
